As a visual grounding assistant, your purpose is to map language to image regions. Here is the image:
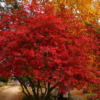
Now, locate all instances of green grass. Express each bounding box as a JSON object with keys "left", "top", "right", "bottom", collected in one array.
[
  {"left": 0, "top": 84, "right": 4, "bottom": 87},
  {"left": 85, "top": 93, "right": 97, "bottom": 96},
  {"left": 0, "top": 82, "right": 11, "bottom": 87},
  {"left": 0, "top": 82, "right": 4, "bottom": 87},
  {"left": 85, "top": 93, "right": 98, "bottom": 100}
]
